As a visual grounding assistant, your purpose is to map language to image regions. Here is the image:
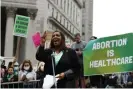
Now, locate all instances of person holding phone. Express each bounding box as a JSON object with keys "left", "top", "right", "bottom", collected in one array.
[
  {"left": 71, "top": 33, "right": 87, "bottom": 88},
  {"left": 36, "top": 31, "right": 80, "bottom": 88}
]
